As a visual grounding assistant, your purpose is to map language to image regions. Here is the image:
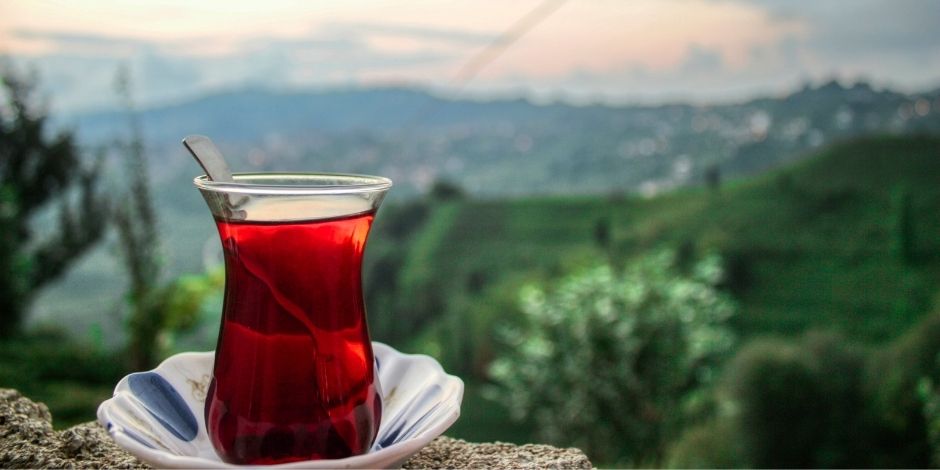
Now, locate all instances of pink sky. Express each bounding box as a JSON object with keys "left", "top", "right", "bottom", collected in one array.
[{"left": 2, "top": 0, "right": 939, "bottom": 111}]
